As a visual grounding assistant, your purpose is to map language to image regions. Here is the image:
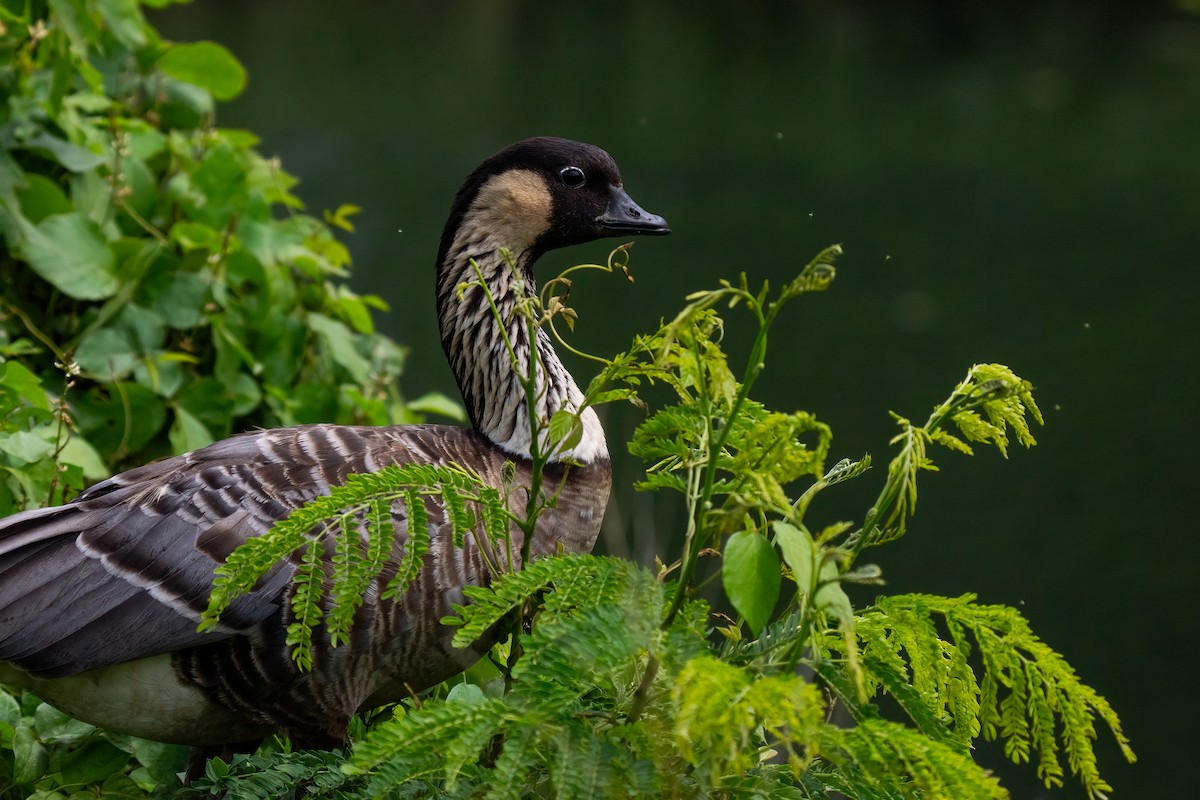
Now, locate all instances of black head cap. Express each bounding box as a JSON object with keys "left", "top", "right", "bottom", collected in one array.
[{"left": 437, "top": 137, "right": 669, "bottom": 266}]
